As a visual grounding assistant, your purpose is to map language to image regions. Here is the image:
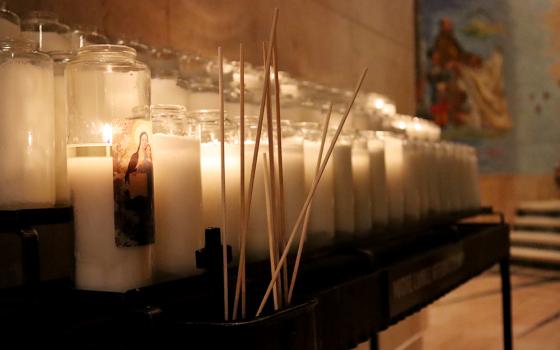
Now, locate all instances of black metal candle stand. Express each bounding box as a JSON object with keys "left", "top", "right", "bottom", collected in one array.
[{"left": 0, "top": 207, "right": 512, "bottom": 350}]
